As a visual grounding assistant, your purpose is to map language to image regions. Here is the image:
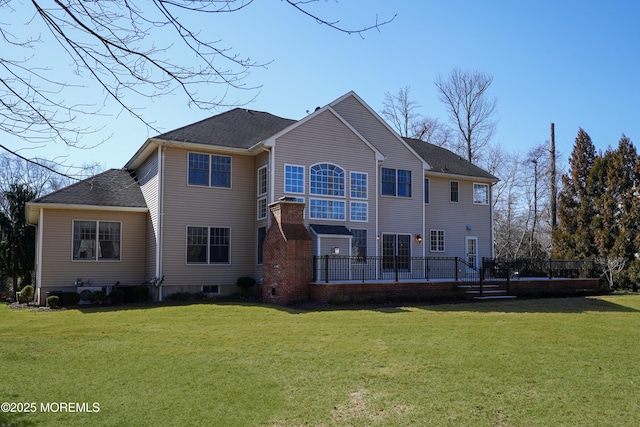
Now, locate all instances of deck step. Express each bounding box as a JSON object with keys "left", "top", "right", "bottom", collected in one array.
[{"left": 473, "top": 295, "right": 517, "bottom": 300}]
